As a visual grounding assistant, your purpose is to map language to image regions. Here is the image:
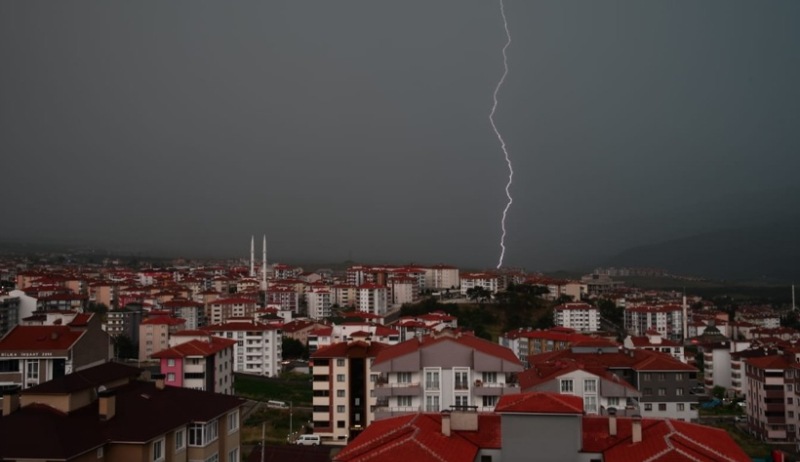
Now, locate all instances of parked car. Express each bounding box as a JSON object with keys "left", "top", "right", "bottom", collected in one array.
[{"left": 295, "top": 434, "right": 321, "bottom": 446}]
